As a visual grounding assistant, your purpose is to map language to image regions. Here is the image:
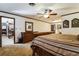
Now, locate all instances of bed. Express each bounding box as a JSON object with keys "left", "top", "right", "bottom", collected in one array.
[{"left": 31, "top": 34, "right": 79, "bottom": 56}]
